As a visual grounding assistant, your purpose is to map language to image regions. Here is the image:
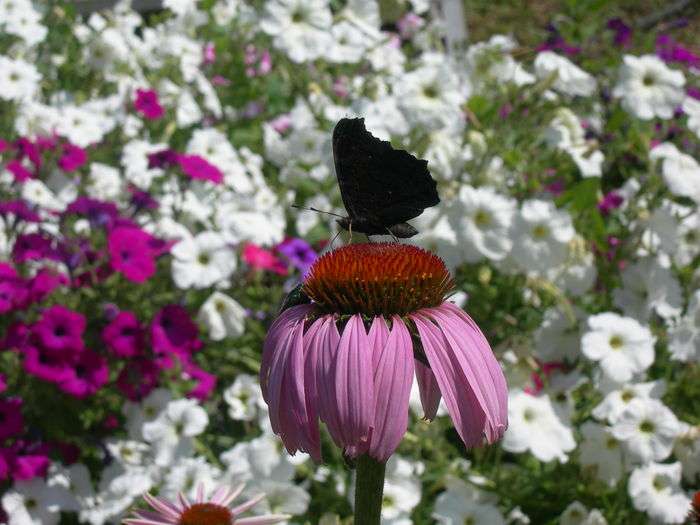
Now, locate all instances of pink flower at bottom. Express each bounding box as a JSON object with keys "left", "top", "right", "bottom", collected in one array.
[
  {"left": 125, "top": 483, "right": 290, "bottom": 525},
  {"left": 134, "top": 88, "right": 164, "bottom": 120},
  {"left": 261, "top": 243, "right": 508, "bottom": 463}
]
